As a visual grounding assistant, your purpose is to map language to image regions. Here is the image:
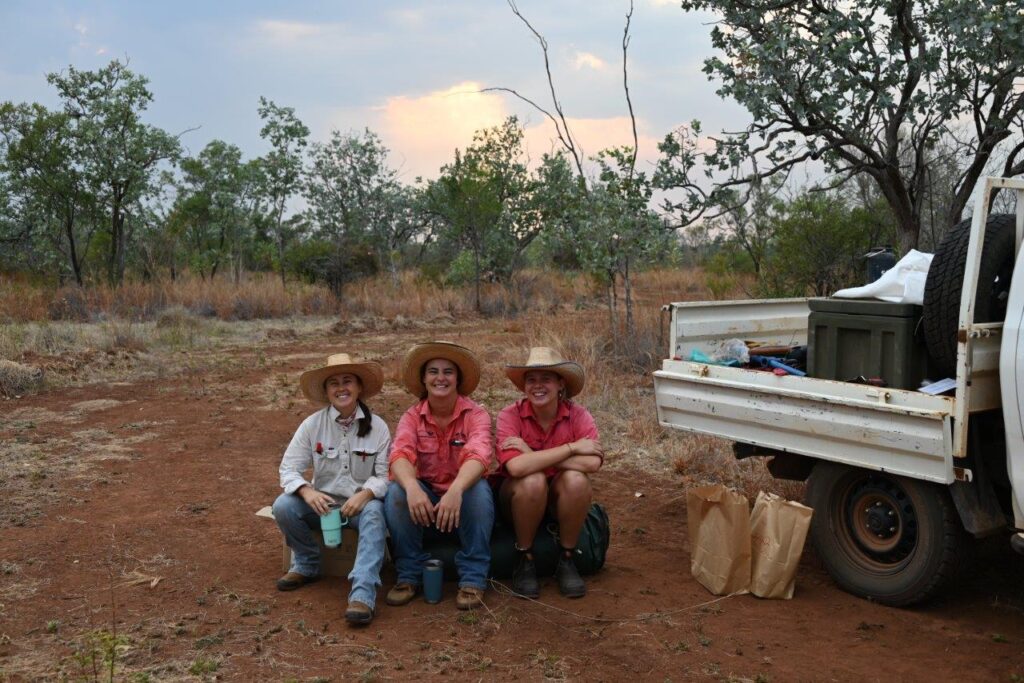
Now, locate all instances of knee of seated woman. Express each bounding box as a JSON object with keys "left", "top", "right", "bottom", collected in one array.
[
  {"left": 554, "top": 469, "right": 591, "bottom": 493},
  {"left": 272, "top": 492, "right": 301, "bottom": 517},
  {"left": 517, "top": 471, "right": 549, "bottom": 495}
]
